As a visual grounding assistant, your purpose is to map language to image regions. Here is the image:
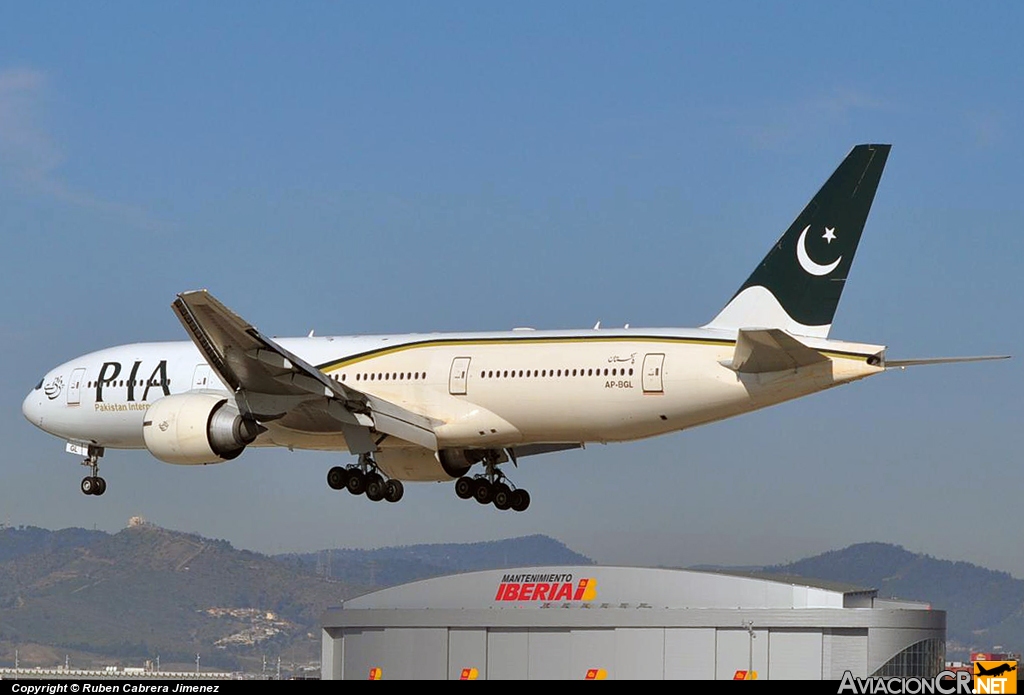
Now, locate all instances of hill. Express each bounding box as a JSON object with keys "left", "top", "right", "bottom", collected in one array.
[
  {"left": 277, "top": 534, "right": 593, "bottom": 586},
  {"left": 764, "top": 542, "right": 1024, "bottom": 657},
  {"left": 0, "top": 526, "right": 106, "bottom": 563},
  {"left": 0, "top": 525, "right": 590, "bottom": 671},
  {"left": 0, "top": 523, "right": 365, "bottom": 670}
]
